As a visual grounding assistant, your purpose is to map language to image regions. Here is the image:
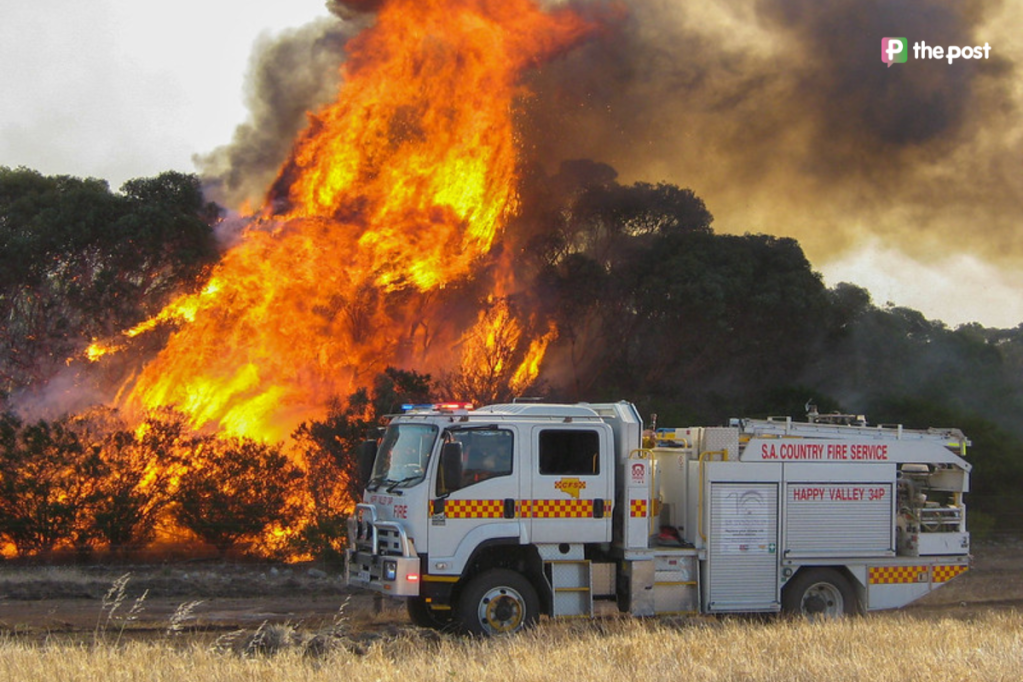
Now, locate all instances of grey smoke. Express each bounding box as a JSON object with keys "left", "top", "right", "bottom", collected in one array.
[
  {"left": 196, "top": 0, "right": 1021, "bottom": 275},
  {"left": 196, "top": 16, "right": 365, "bottom": 209},
  {"left": 522, "top": 0, "right": 1019, "bottom": 265}
]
